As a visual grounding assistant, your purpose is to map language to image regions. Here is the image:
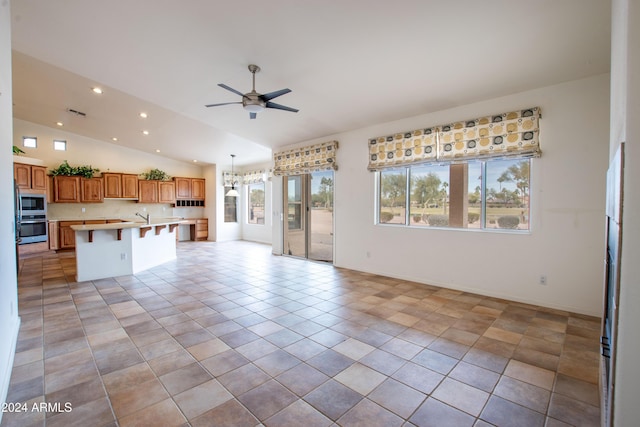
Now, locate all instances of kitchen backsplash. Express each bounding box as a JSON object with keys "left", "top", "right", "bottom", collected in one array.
[{"left": 47, "top": 199, "right": 205, "bottom": 220}]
